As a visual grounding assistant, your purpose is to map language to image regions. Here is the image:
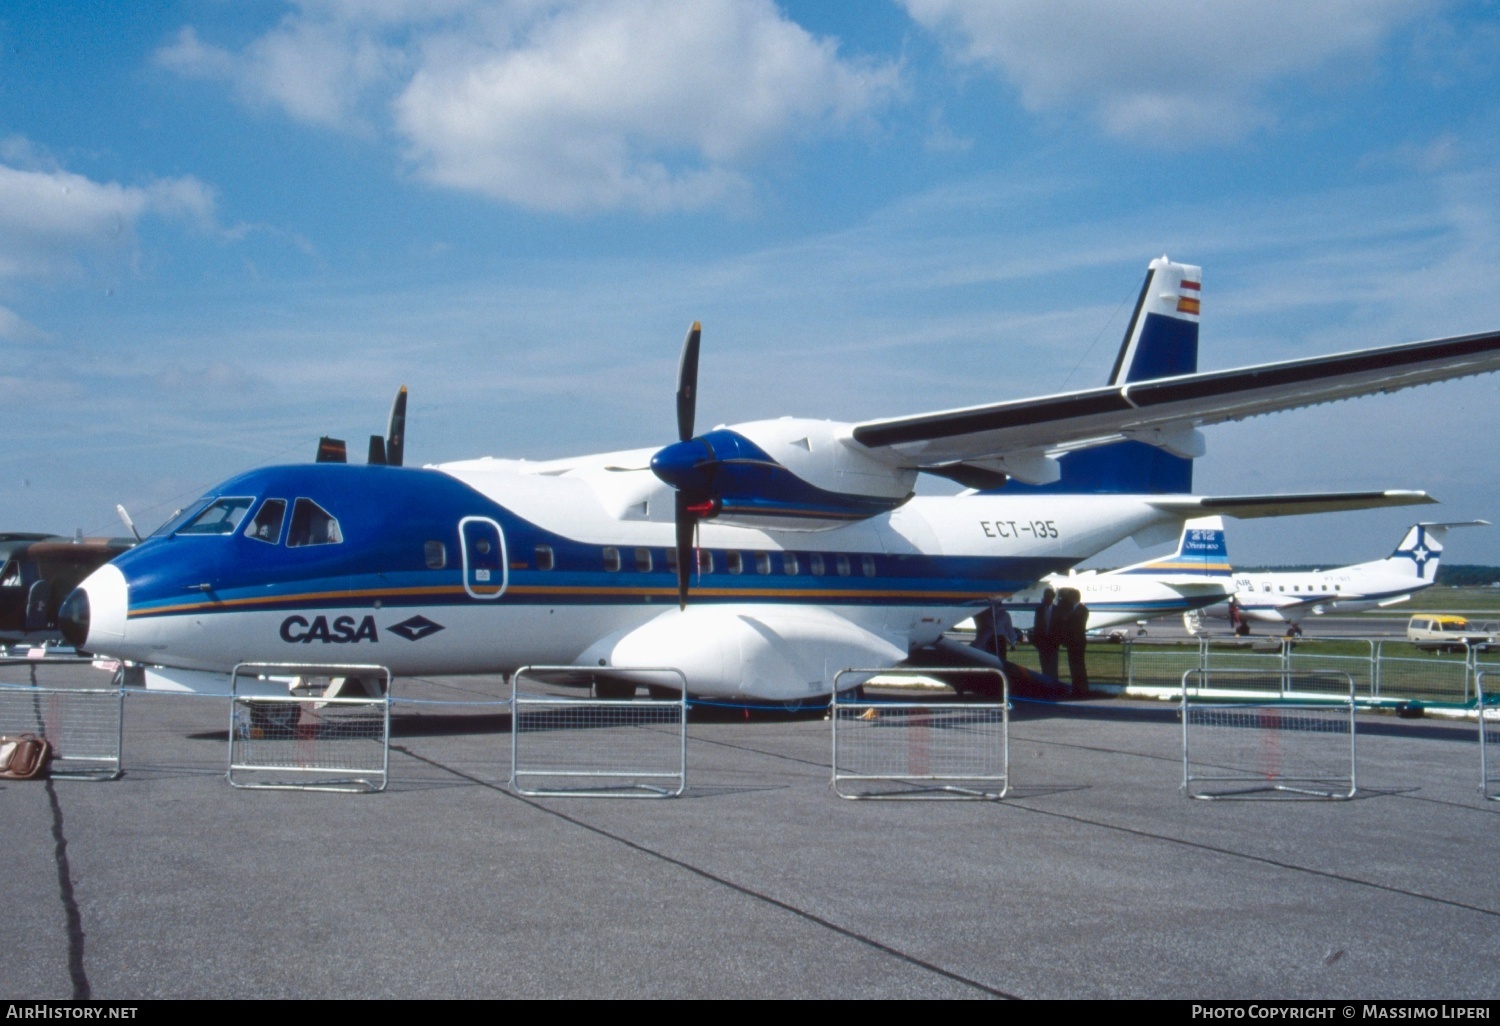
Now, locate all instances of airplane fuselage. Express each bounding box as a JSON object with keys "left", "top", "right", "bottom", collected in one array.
[
  {"left": 68, "top": 460, "right": 1185, "bottom": 699},
  {"left": 1214, "top": 569, "right": 1431, "bottom": 624}
]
